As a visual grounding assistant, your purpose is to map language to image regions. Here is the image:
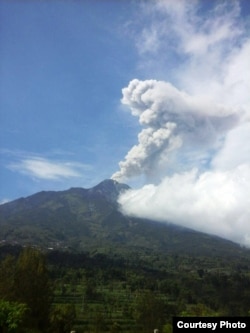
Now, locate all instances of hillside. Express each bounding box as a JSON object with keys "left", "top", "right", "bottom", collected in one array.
[
  {"left": 1, "top": 179, "right": 250, "bottom": 331},
  {"left": 0, "top": 179, "right": 249, "bottom": 259}
]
